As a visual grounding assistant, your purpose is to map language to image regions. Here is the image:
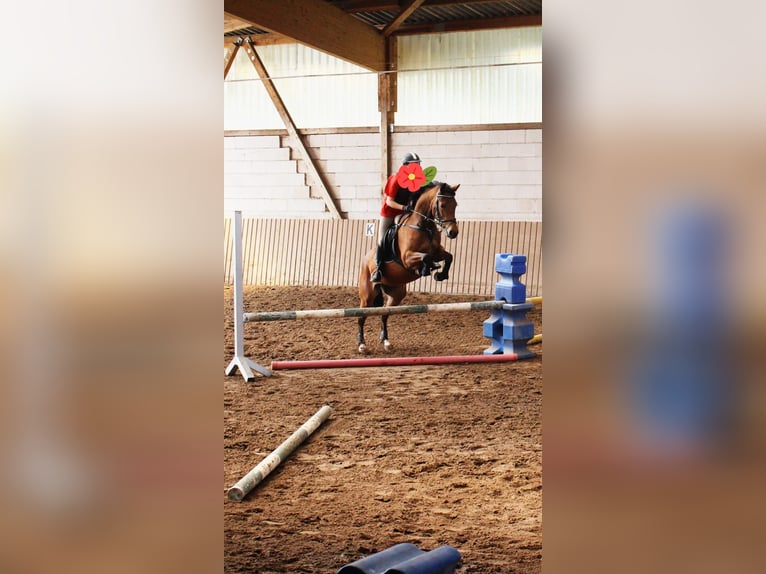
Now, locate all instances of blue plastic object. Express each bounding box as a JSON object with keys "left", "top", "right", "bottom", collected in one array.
[
  {"left": 385, "top": 545, "right": 462, "bottom": 574},
  {"left": 337, "top": 543, "right": 461, "bottom": 574},
  {"left": 484, "top": 253, "right": 535, "bottom": 357}
]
